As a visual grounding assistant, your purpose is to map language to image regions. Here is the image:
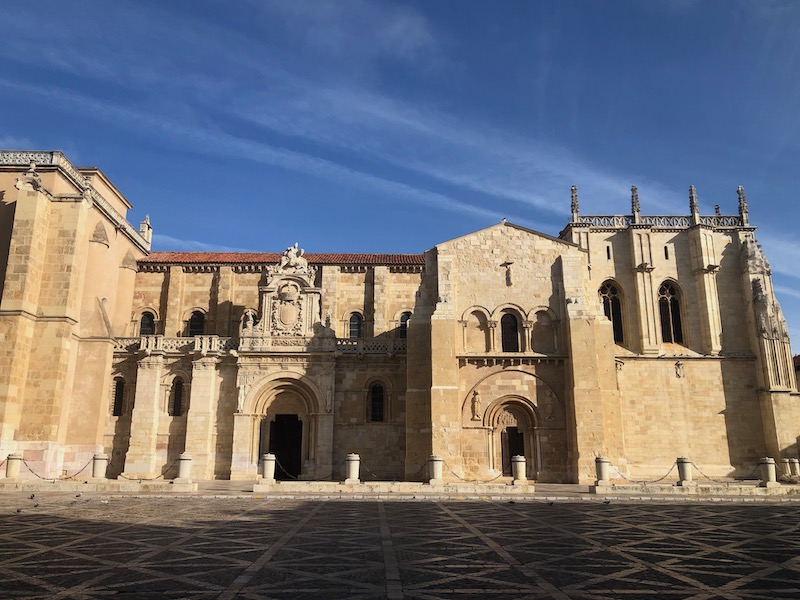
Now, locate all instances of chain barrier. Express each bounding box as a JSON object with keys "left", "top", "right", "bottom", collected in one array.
[
  {"left": 59, "top": 458, "right": 93, "bottom": 481},
  {"left": 610, "top": 462, "right": 676, "bottom": 486},
  {"left": 443, "top": 459, "right": 505, "bottom": 484},
  {"left": 272, "top": 456, "right": 299, "bottom": 481},
  {"left": 22, "top": 460, "right": 57, "bottom": 482},
  {"left": 118, "top": 458, "right": 179, "bottom": 481},
  {"left": 0, "top": 459, "right": 5, "bottom": 472},
  {"left": 14, "top": 457, "right": 92, "bottom": 482}
]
